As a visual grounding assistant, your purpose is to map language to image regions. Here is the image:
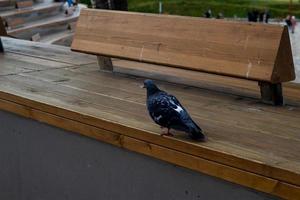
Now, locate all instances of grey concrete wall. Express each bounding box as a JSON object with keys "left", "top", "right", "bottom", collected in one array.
[{"left": 0, "top": 110, "right": 279, "bottom": 200}]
